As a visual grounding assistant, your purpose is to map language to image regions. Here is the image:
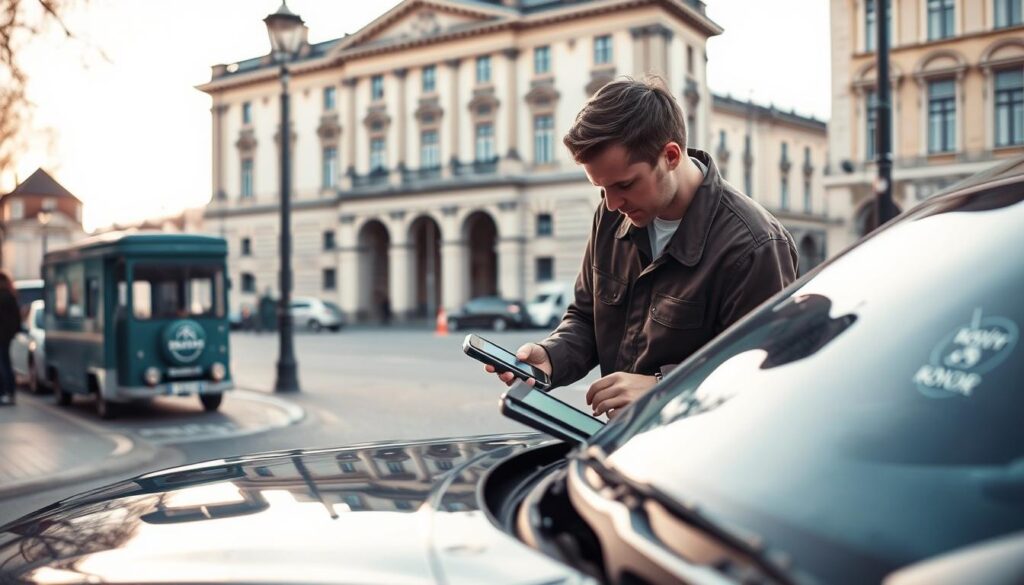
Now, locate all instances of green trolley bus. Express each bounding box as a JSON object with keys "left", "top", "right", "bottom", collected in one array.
[{"left": 43, "top": 232, "right": 233, "bottom": 418}]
